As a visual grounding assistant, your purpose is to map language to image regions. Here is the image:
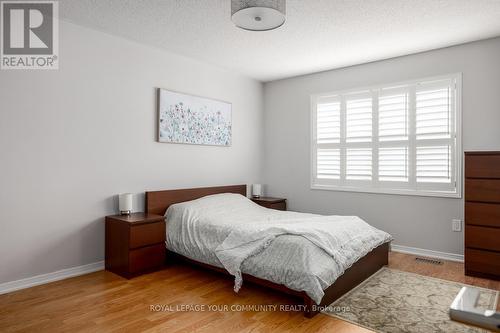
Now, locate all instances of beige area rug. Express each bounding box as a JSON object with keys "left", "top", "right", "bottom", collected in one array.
[{"left": 323, "top": 268, "right": 498, "bottom": 333}]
